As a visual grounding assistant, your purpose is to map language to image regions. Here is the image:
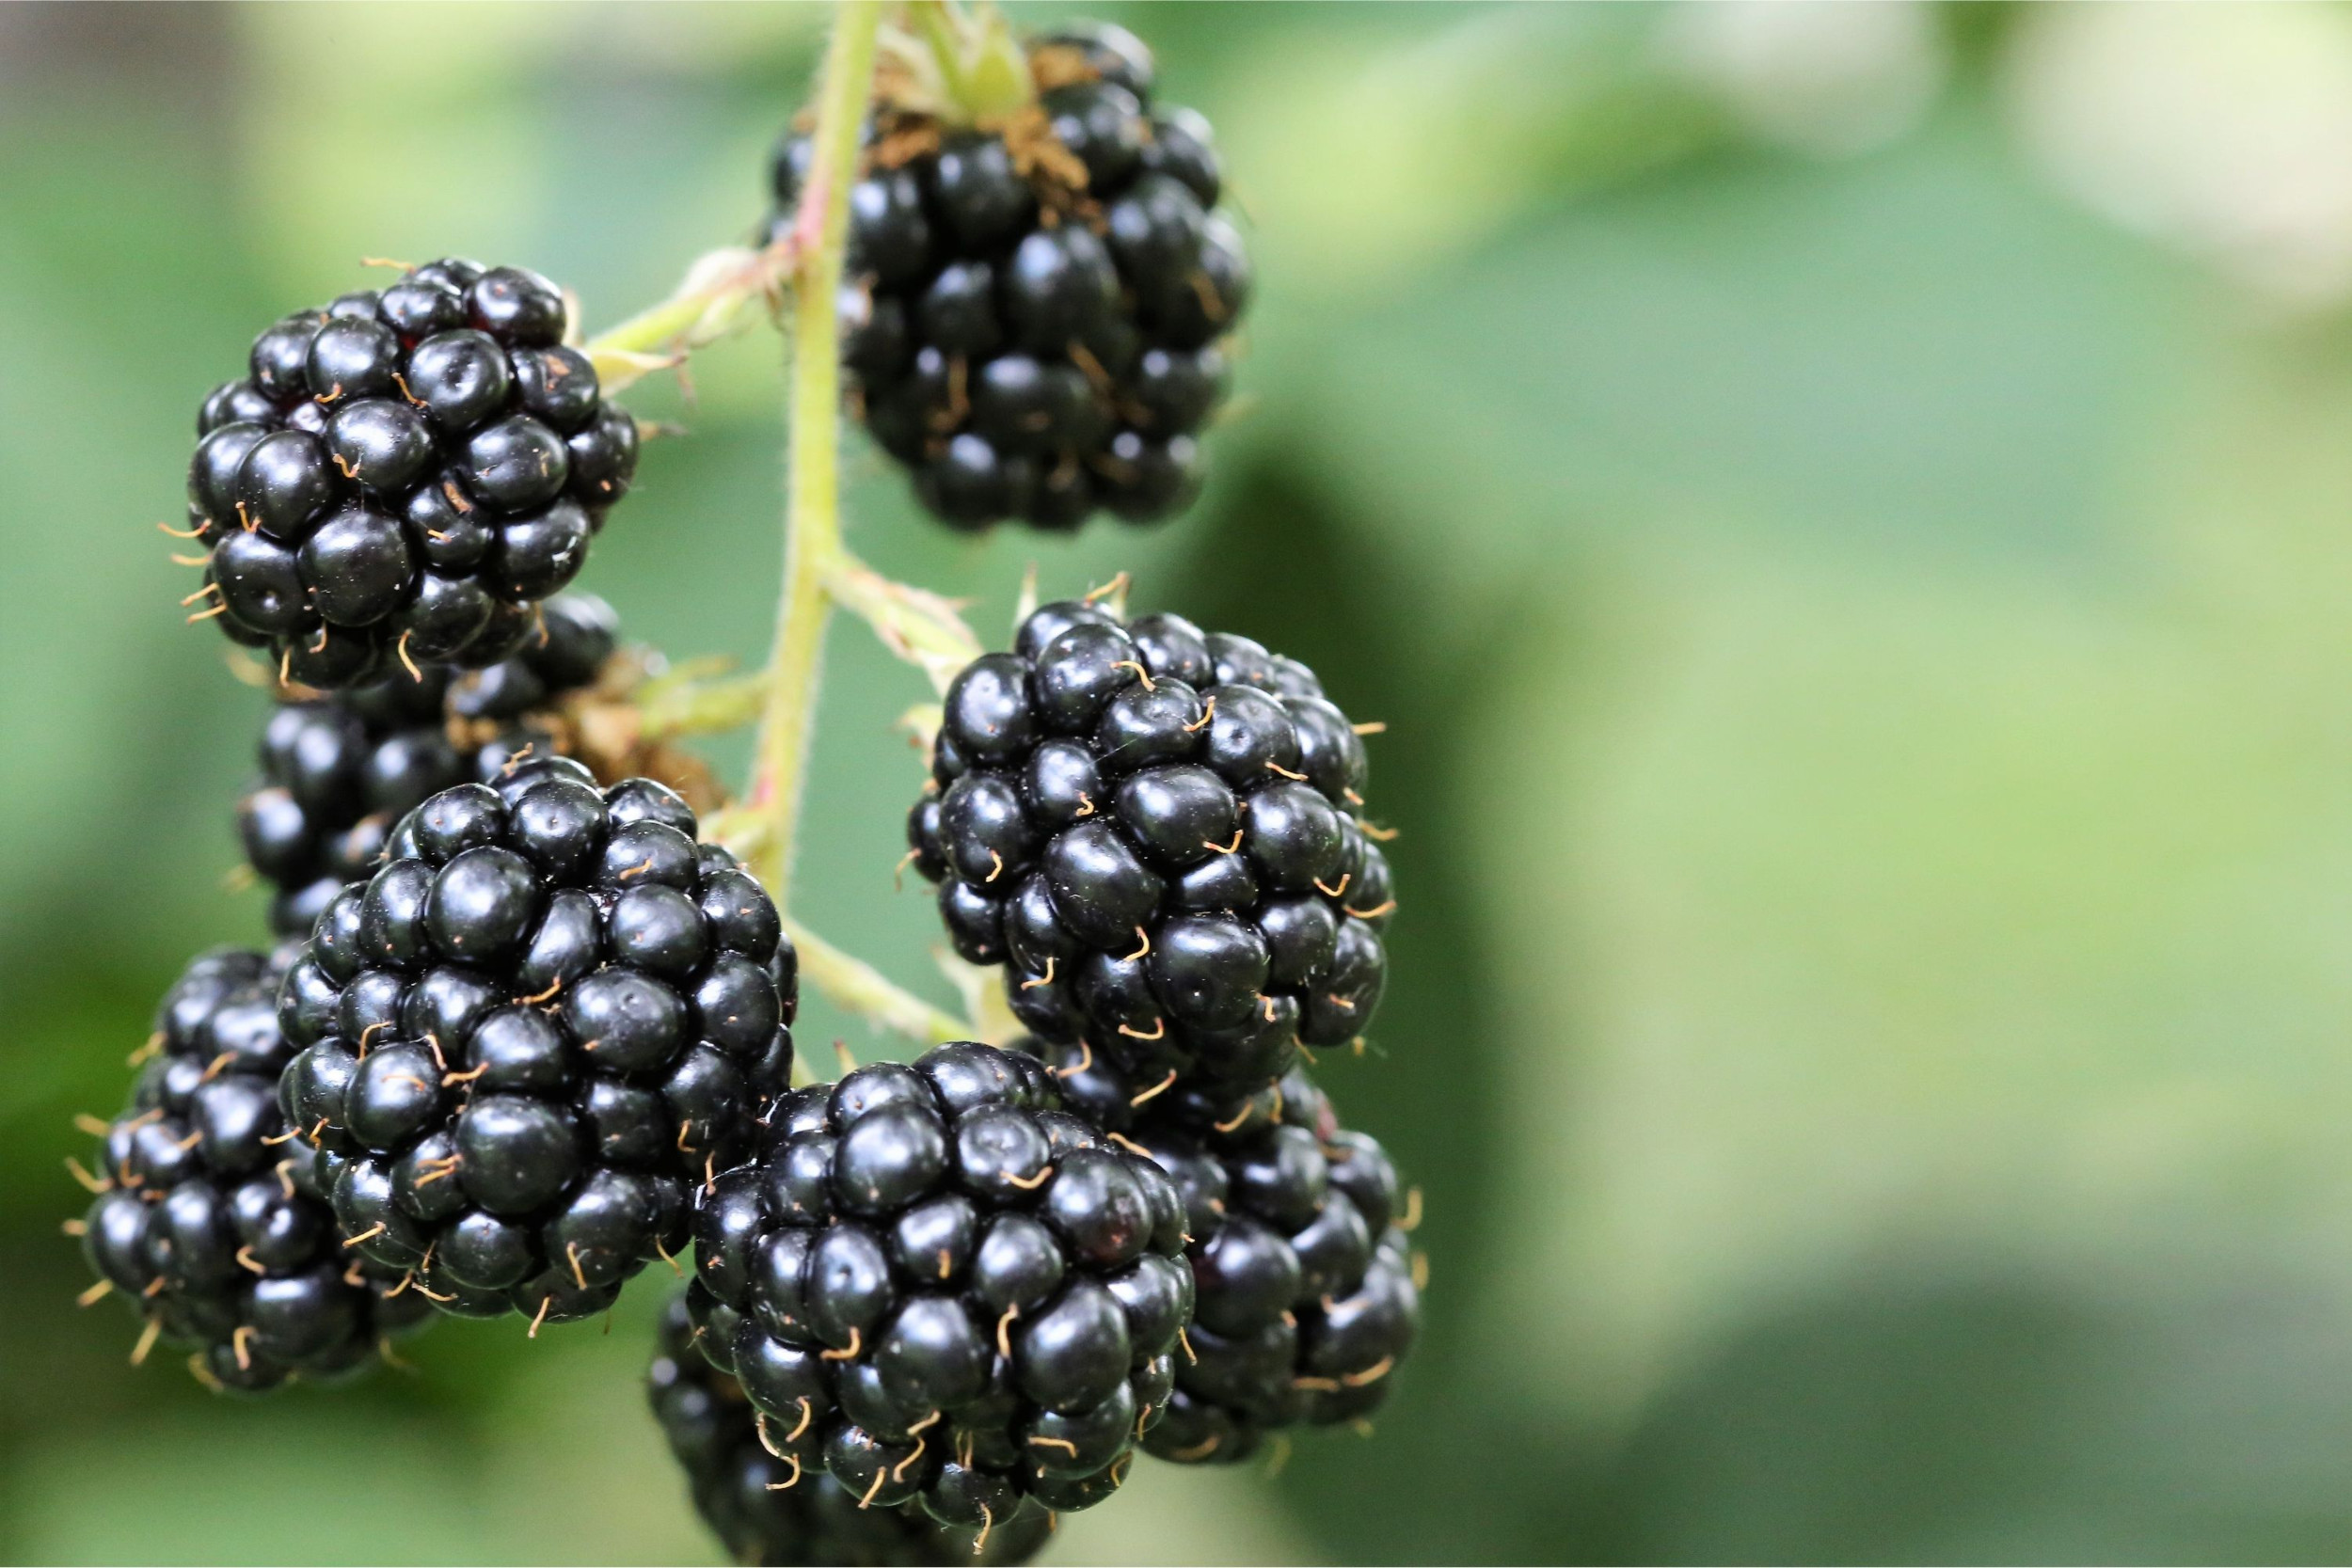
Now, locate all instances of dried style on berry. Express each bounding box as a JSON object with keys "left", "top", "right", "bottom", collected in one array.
[
  {"left": 650, "top": 1292, "right": 1050, "bottom": 1566},
  {"left": 908, "top": 599, "right": 1393, "bottom": 1106},
  {"left": 77, "top": 948, "right": 434, "bottom": 1392},
  {"left": 239, "top": 593, "right": 620, "bottom": 937},
  {"left": 184, "top": 259, "right": 640, "bottom": 689},
  {"left": 274, "top": 762, "right": 795, "bottom": 1326},
  {"left": 689, "top": 1043, "right": 1192, "bottom": 1524},
  {"left": 771, "top": 22, "right": 1249, "bottom": 531}
]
